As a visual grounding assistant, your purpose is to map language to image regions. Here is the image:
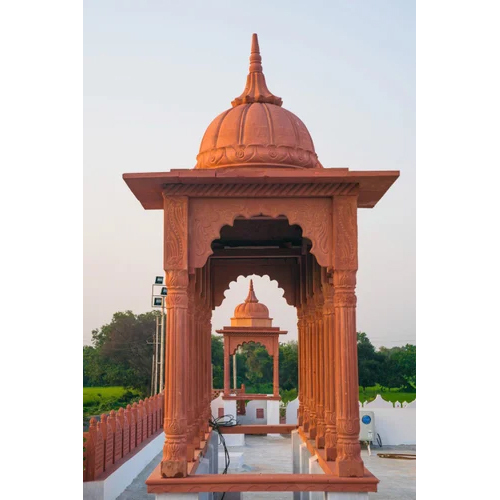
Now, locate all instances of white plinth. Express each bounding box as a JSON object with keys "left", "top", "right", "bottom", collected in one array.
[
  {"left": 267, "top": 399, "right": 280, "bottom": 436},
  {"left": 222, "top": 399, "right": 244, "bottom": 446},
  {"left": 308, "top": 457, "right": 324, "bottom": 500}
]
